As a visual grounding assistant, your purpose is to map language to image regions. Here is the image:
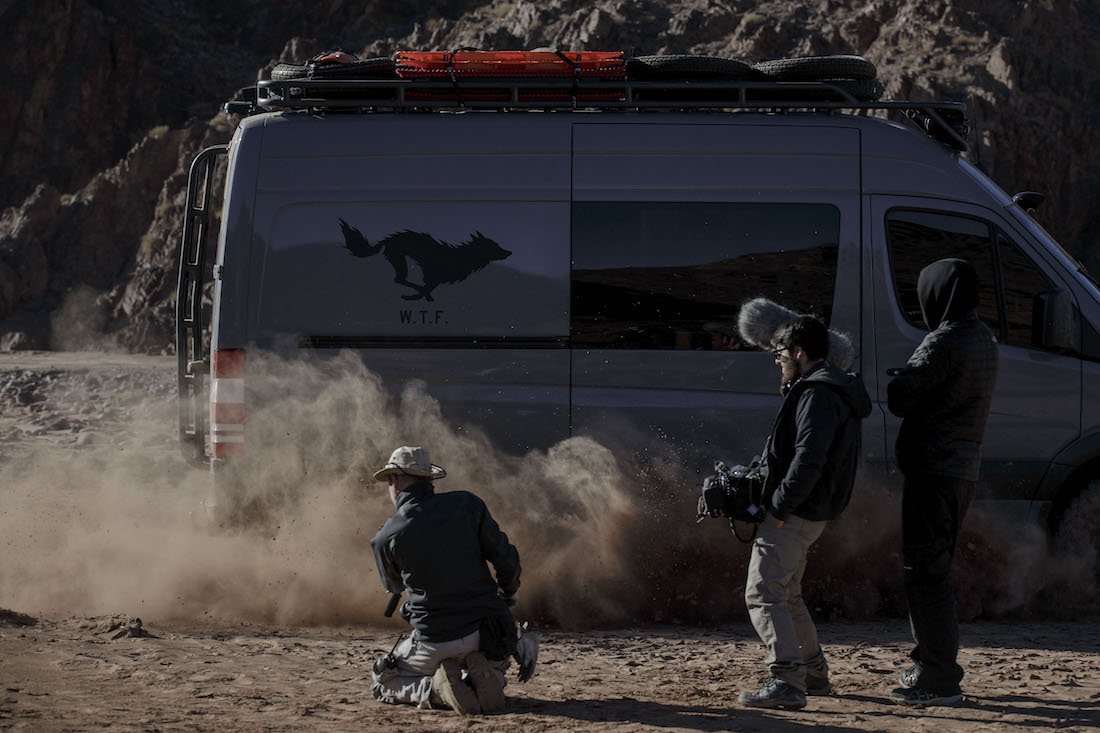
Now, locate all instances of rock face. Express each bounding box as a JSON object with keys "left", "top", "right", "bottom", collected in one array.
[{"left": 2, "top": 0, "right": 1099, "bottom": 351}]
